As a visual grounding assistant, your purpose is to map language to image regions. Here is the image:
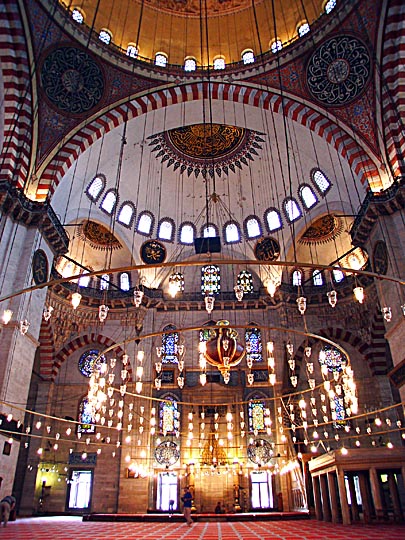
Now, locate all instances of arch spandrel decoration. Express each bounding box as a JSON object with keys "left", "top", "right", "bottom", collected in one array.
[{"left": 36, "top": 82, "right": 382, "bottom": 200}]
